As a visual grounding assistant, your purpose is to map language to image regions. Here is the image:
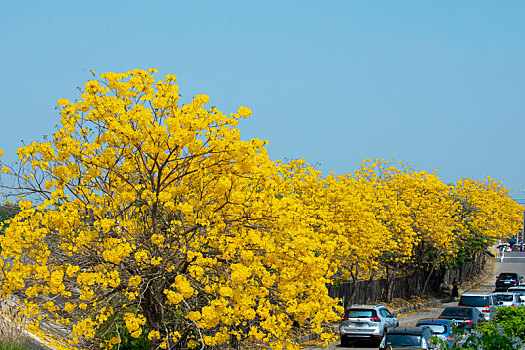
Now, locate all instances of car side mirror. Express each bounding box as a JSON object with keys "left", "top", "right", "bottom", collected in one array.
[{"left": 392, "top": 314, "right": 397, "bottom": 318}]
